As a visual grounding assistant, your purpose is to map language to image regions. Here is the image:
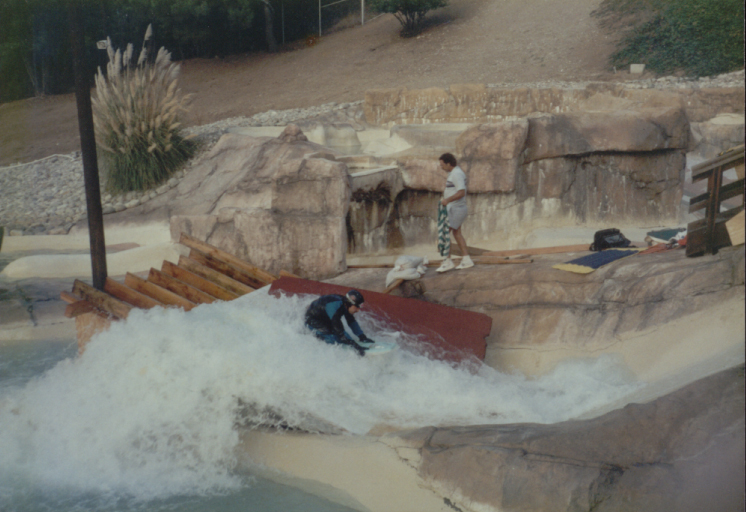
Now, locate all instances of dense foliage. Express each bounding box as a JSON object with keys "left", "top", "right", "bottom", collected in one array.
[
  {"left": 368, "top": 0, "right": 447, "bottom": 36},
  {"left": 0, "top": 0, "right": 354, "bottom": 103},
  {"left": 92, "top": 28, "right": 194, "bottom": 193},
  {"left": 596, "top": 0, "right": 745, "bottom": 76}
]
